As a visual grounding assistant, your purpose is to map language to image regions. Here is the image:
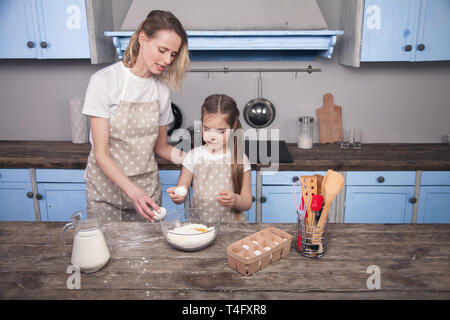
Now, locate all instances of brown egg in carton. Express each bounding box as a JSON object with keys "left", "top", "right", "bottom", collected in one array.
[{"left": 226, "top": 227, "right": 292, "bottom": 276}]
